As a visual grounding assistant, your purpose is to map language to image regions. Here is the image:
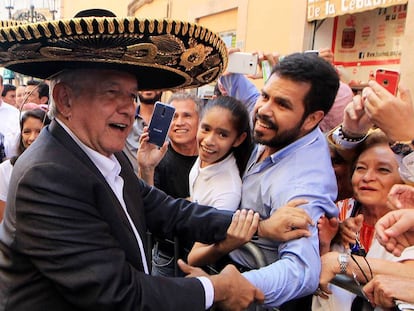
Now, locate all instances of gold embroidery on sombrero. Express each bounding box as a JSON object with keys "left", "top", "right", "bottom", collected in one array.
[
  {"left": 196, "top": 67, "right": 221, "bottom": 83},
  {"left": 11, "top": 28, "right": 23, "bottom": 41},
  {"left": 118, "top": 19, "right": 124, "bottom": 34},
  {"left": 175, "top": 23, "right": 188, "bottom": 36},
  {"left": 85, "top": 19, "right": 94, "bottom": 34},
  {"left": 63, "top": 21, "right": 72, "bottom": 36},
  {"left": 188, "top": 24, "right": 195, "bottom": 37},
  {"left": 74, "top": 21, "right": 82, "bottom": 35},
  {"left": 166, "top": 21, "right": 172, "bottom": 34},
  {"left": 0, "top": 16, "right": 228, "bottom": 90},
  {"left": 138, "top": 19, "right": 144, "bottom": 33},
  {"left": 51, "top": 21, "right": 62, "bottom": 37},
  {"left": 125, "top": 43, "right": 158, "bottom": 62},
  {"left": 148, "top": 20, "right": 155, "bottom": 33},
  {"left": 39, "top": 23, "right": 52, "bottom": 38},
  {"left": 199, "top": 27, "right": 206, "bottom": 40},
  {"left": 180, "top": 44, "right": 207, "bottom": 70},
  {"left": 150, "top": 34, "right": 184, "bottom": 52},
  {"left": 157, "top": 20, "right": 163, "bottom": 34}
]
